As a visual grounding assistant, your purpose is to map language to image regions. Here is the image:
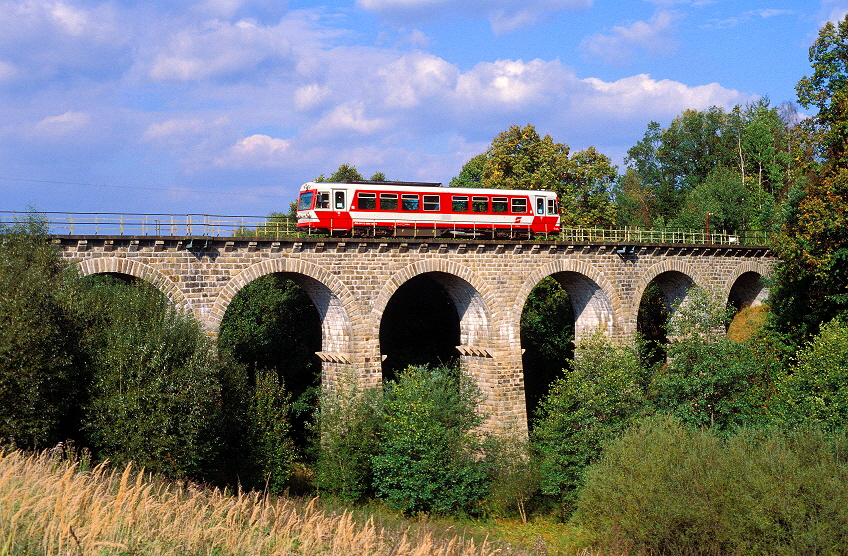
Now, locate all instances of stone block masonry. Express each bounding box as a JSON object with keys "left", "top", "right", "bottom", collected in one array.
[{"left": 58, "top": 236, "right": 776, "bottom": 433}]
